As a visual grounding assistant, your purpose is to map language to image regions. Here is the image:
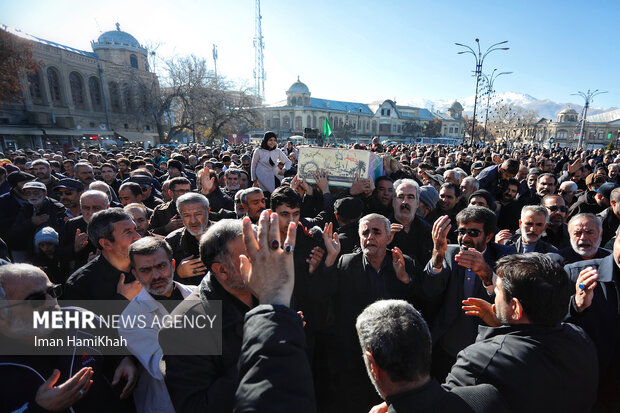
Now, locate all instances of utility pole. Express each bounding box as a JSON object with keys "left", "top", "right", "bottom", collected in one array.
[
  {"left": 212, "top": 44, "right": 218, "bottom": 79},
  {"left": 572, "top": 89, "right": 607, "bottom": 148},
  {"left": 253, "top": 0, "right": 265, "bottom": 102}
]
